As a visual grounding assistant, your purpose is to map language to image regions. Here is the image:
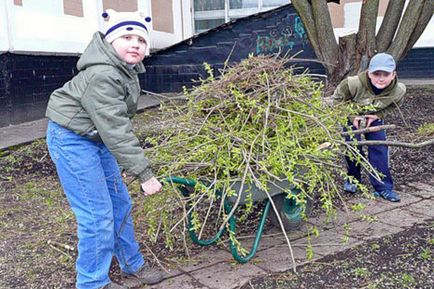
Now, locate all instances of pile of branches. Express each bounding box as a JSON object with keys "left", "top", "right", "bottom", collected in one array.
[
  {"left": 148, "top": 55, "right": 355, "bottom": 199},
  {"left": 142, "top": 55, "right": 367, "bottom": 265}
]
